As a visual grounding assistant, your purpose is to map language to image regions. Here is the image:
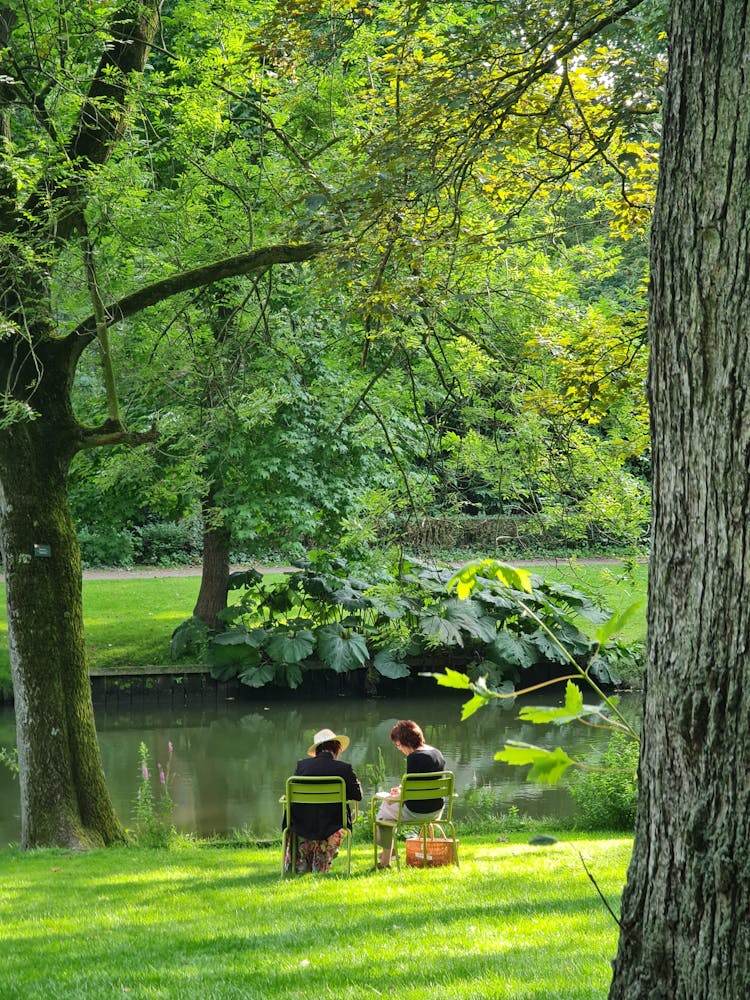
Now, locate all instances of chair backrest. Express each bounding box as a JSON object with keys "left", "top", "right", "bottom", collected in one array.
[
  {"left": 398, "top": 770, "right": 455, "bottom": 821},
  {"left": 284, "top": 775, "right": 348, "bottom": 829}
]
